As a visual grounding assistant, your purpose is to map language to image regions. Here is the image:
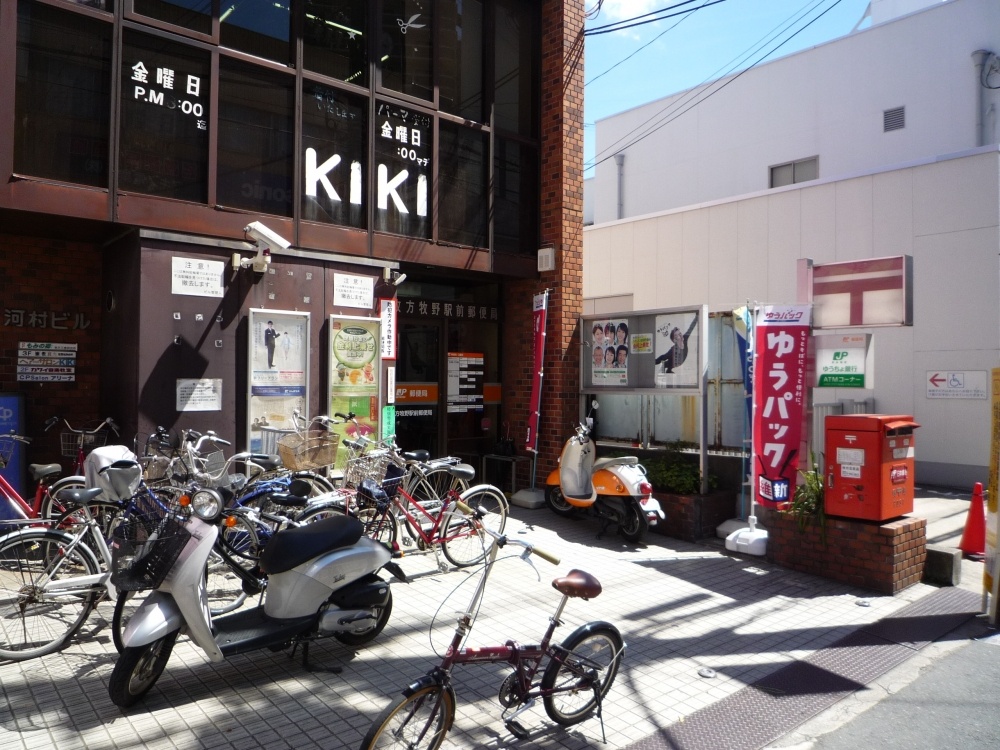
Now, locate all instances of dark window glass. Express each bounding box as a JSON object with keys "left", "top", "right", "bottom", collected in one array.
[
  {"left": 301, "top": 84, "right": 368, "bottom": 229},
  {"left": 494, "top": 0, "right": 538, "bottom": 137},
  {"left": 373, "top": 100, "right": 432, "bottom": 238},
  {"left": 438, "top": 123, "right": 486, "bottom": 248},
  {"left": 133, "top": 0, "right": 211, "bottom": 36},
  {"left": 438, "top": 0, "right": 483, "bottom": 122},
  {"left": 14, "top": 1, "right": 111, "bottom": 187},
  {"left": 218, "top": 60, "right": 294, "bottom": 216},
  {"left": 494, "top": 138, "right": 538, "bottom": 255},
  {"left": 119, "top": 31, "right": 210, "bottom": 202},
  {"left": 303, "top": 1, "right": 368, "bottom": 85},
  {"left": 380, "top": 0, "right": 433, "bottom": 101},
  {"left": 220, "top": 0, "right": 290, "bottom": 64}
]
